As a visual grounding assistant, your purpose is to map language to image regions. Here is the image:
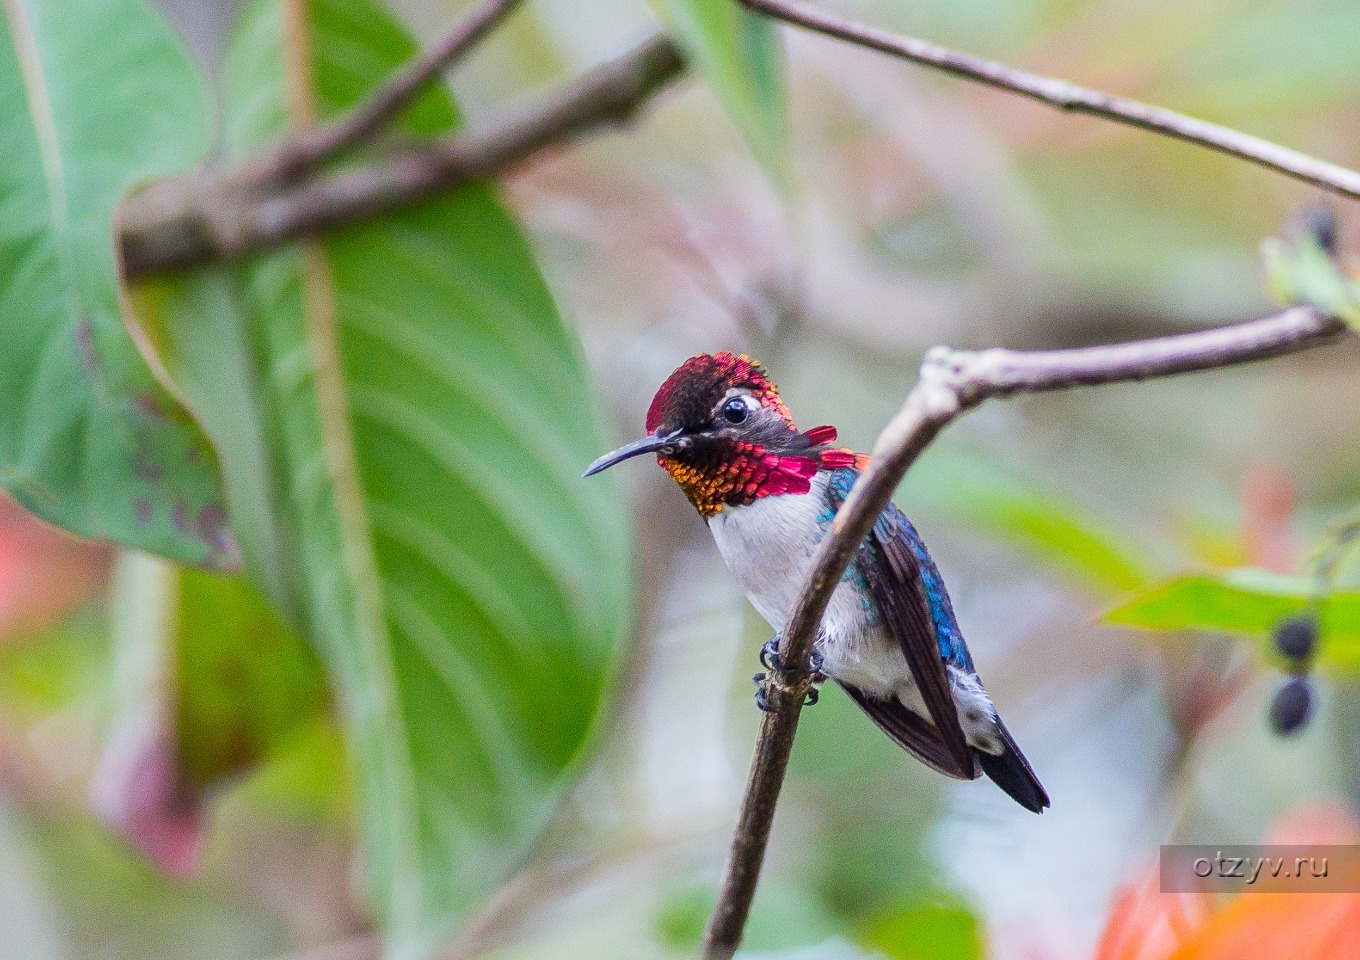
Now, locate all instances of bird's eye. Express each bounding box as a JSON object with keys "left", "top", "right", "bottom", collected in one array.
[{"left": 722, "top": 397, "right": 751, "bottom": 425}]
